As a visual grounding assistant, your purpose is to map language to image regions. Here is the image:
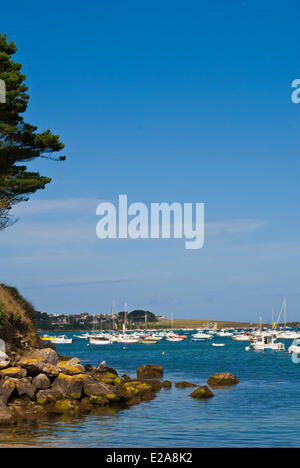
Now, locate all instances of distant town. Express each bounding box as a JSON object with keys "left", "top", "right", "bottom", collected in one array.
[{"left": 35, "top": 310, "right": 164, "bottom": 331}]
